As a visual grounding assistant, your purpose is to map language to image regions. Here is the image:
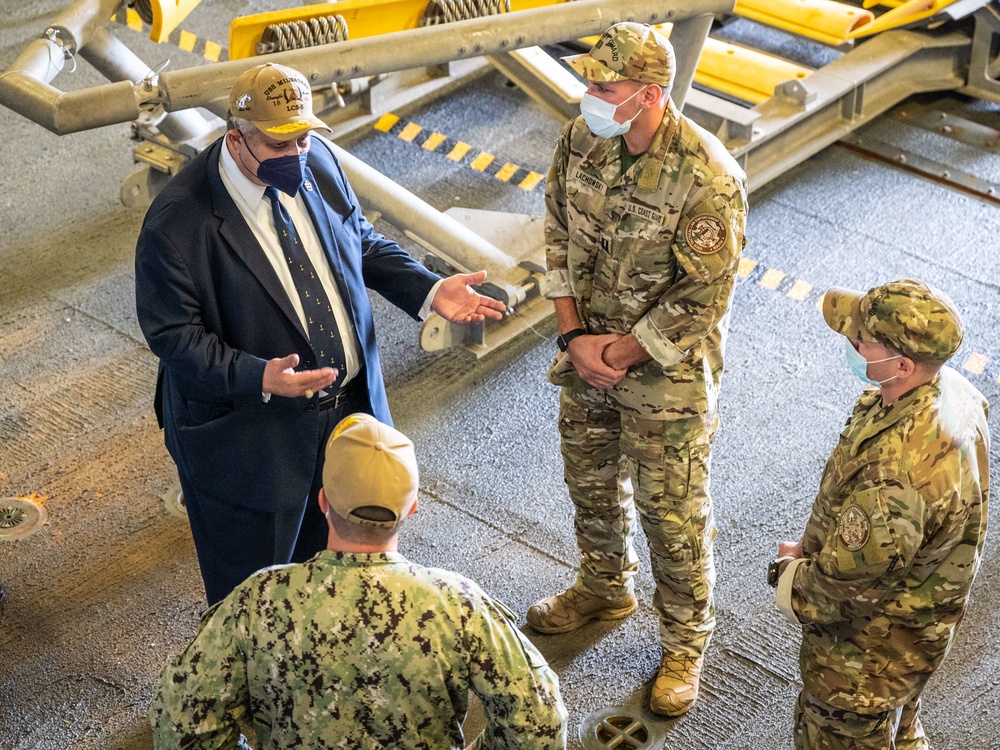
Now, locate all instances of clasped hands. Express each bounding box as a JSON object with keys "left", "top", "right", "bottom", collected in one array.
[{"left": 566, "top": 333, "right": 629, "bottom": 389}]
